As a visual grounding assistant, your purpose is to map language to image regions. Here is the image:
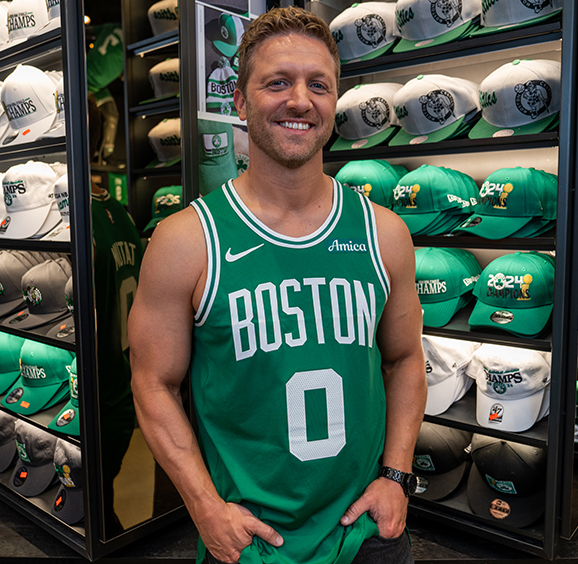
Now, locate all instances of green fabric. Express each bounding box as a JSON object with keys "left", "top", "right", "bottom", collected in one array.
[{"left": 87, "top": 24, "right": 124, "bottom": 93}]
